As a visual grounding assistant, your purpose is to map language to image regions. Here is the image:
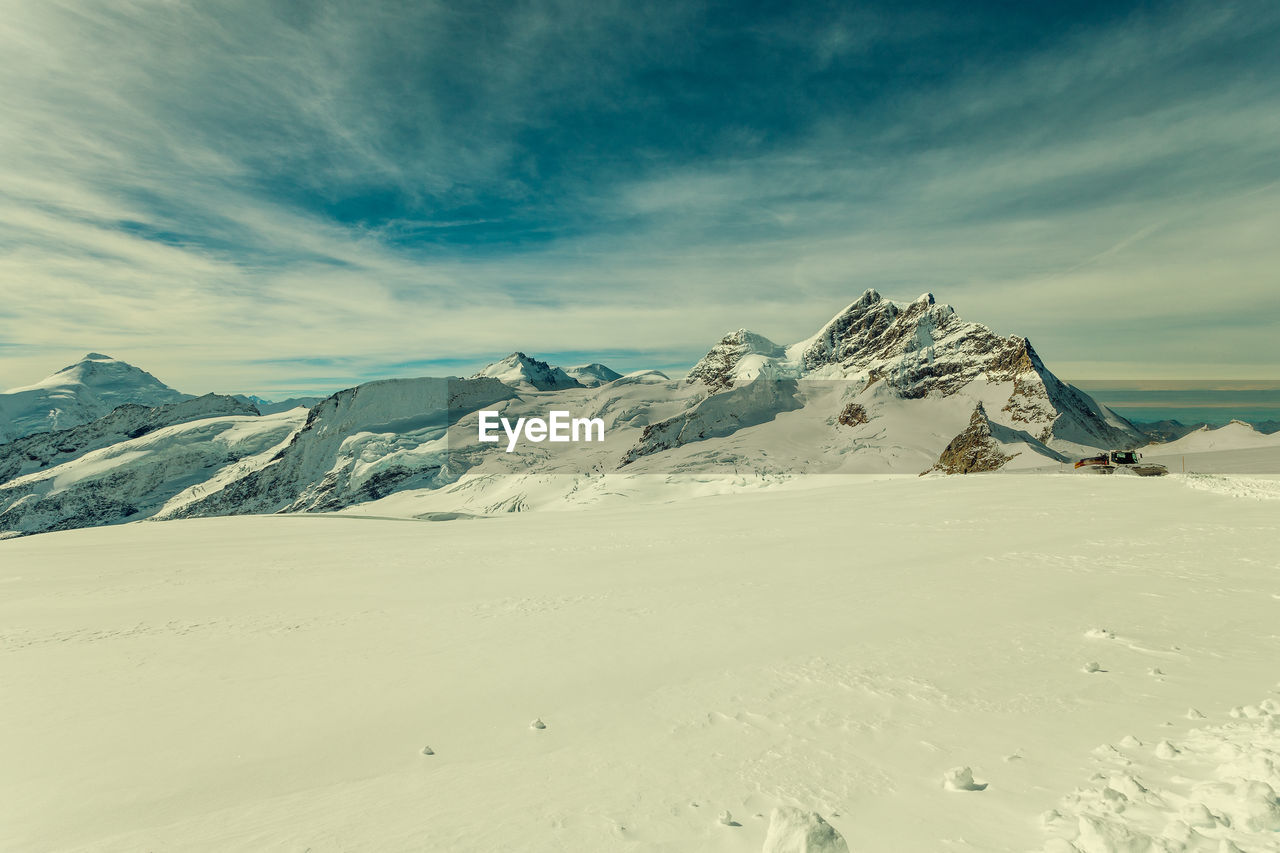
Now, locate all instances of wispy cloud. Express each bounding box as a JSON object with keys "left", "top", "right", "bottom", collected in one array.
[{"left": 1, "top": 0, "right": 1278, "bottom": 396}]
